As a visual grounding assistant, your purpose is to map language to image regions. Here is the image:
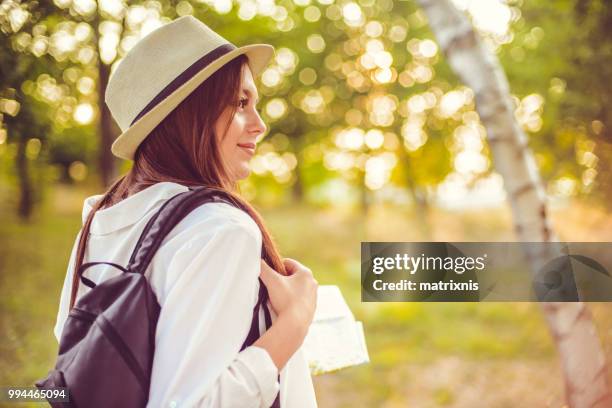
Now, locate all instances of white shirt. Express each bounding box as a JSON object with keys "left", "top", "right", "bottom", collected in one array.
[{"left": 54, "top": 181, "right": 317, "bottom": 408}]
